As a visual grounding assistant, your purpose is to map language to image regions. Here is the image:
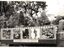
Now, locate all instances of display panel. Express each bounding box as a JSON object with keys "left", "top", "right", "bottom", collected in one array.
[
  {"left": 58, "top": 32, "right": 64, "bottom": 40},
  {"left": 40, "top": 26, "right": 57, "bottom": 39},
  {"left": 22, "top": 28, "right": 29, "bottom": 39},
  {"left": 13, "top": 28, "right": 39, "bottom": 42},
  {"left": 13, "top": 28, "right": 21, "bottom": 39},
  {"left": 1, "top": 29, "right": 13, "bottom": 40},
  {"left": 30, "top": 27, "right": 40, "bottom": 39},
  {"left": 1, "top": 25, "right": 57, "bottom": 43}
]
